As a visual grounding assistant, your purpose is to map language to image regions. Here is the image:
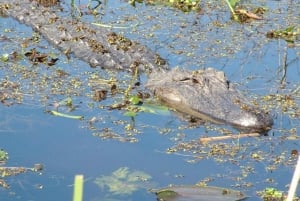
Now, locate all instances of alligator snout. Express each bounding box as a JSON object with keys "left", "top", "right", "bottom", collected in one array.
[{"left": 230, "top": 109, "right": 273, "bottom": 132}]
